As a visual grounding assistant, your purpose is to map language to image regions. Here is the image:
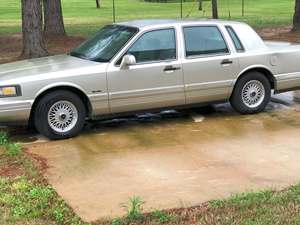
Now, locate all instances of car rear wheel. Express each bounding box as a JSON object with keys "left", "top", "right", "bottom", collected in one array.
[
  {"left": 230, "top": 72, "right": 271, "bottom": 114},
  {"left": 34, "top": 90, "right": 86, "bottom": 140}
]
